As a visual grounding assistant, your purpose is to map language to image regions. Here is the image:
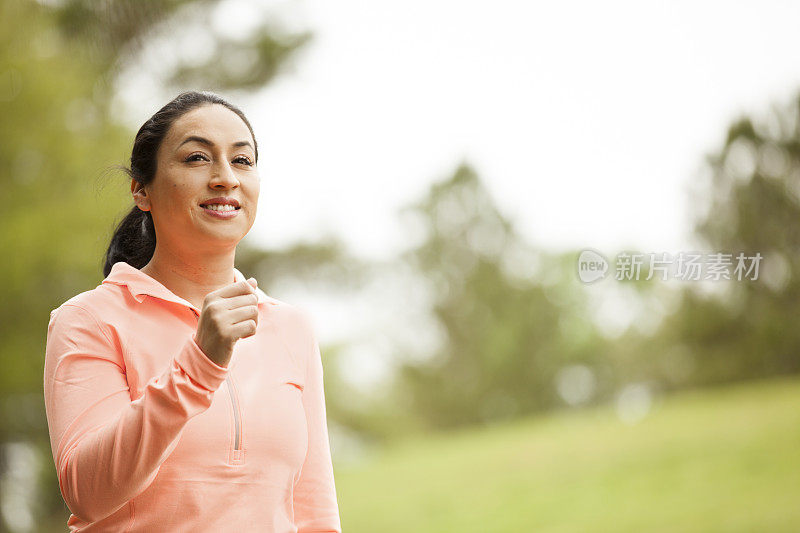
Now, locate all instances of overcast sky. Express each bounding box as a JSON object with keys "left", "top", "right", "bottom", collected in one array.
[
  {"left": 110, "top": 0, "right": 800, "bottom": 389},
  {"left": 220, "top": 0, "right": 800, "bottom": 260}
]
